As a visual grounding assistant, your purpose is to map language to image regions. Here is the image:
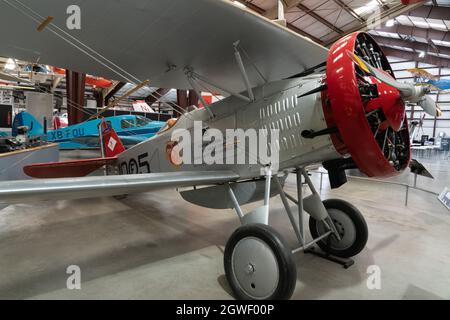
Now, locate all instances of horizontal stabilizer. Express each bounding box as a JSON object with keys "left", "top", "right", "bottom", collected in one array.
[
  {"left": 0, "top": 171, "right": 240, "bottom": 204},
  {"left": 24, "top": 157, "right": 118, "bottom": 178}
]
